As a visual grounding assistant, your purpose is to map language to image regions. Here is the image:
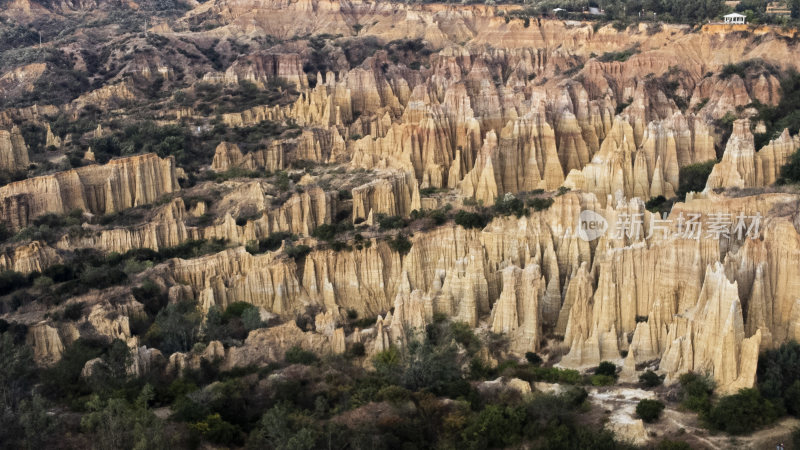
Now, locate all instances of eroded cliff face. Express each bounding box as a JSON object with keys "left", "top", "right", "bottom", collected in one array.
[
  {"left": 0, "top": 126, "right": 30, "bottom": 171},
  {"left": 134, "top": 188, "right": 800, "bottom": 394},
  {"left": 0, "top": 153, "right": 180, "bottom": 229},
  {"left": 706, "top": 120, "right": 800, "bottom": 190},
  {"left": 204, "top": 52, "right": 308, "bottom": 90}
]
